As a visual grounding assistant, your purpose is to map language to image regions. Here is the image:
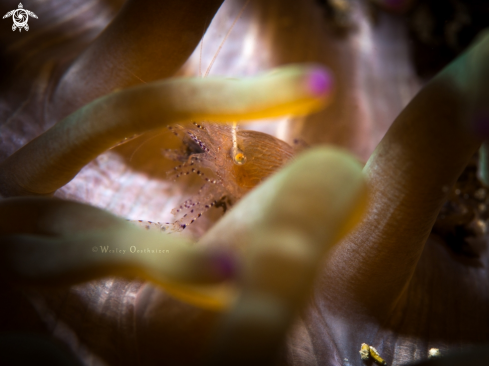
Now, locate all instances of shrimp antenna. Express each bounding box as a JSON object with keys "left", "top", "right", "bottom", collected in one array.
[
  {"left": 199, "top": 19, "right": 208, "bottom": 78},
  {"left": 199, "top": 35, "right": 204, "bottom": 78},
  {"left": 129, "top": 131, "right": 165, "bottom": 162},
  {"left": 204, "top": 0, "right": 251, "bottom": 78}
]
